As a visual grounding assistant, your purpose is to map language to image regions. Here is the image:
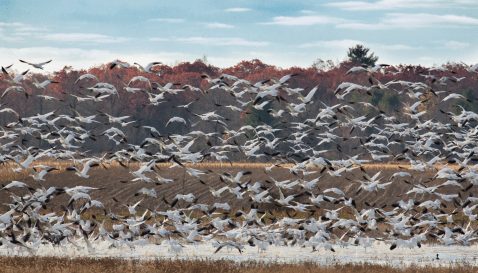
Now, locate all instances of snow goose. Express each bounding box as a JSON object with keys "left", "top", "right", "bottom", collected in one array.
[
  {"left": 1, "top": 180, "right": 29, "bottom": 190},
  {"left": 134, "top": 62, "right": 161, "bottom": 73},
  {"left": 30, "top": 167, "right": 58, "bottom": 181},
  {"left": 461, "top": 62, "right": 478, "bottom": 73},
  {"left": 252, "top": 100, "right": 270, "bottom": 110},
  {"left": 65, "top": 160, "right": 101, "bottom": 178},
  {"left": 166, "top": 117, "right": 187, "bottom": 128},
  {"left": 110, "top": 61, "right": 131, "bottom": 69},
  {"left": 135, "top": 187, "right": 157, "bottom": 198},
  {"left": 117, "top": 75, "right": 141, "bottom": 93},
  {"left": 2, "top": 67, "right": 29, "bottom": 85},
  {"left": 1, "top": 86, "right": 28, "bottom": 99},
  {"left": 32, "top": 78, "right": 59, "bottom": 89},
  {"left": 74, "top": 74, "right": 99, "bottom": 84},
  {"left": 37, "top": 95, "right": 64, "bottom": 102},
  {"left": 19, "top": 59, "right": 51, "bottom": 69},
  {"left": 297, "top": 85, "right": 318, "bottom": 103}
]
